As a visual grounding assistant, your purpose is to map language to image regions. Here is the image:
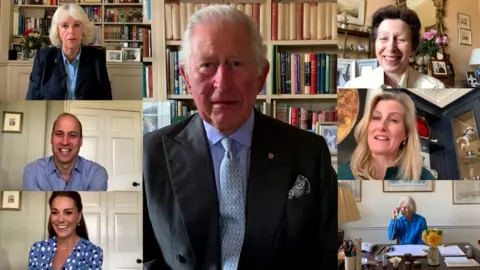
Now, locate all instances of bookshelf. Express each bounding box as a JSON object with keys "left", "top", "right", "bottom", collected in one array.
[{"left": 145, "top": 0, "right": 339, "bottom": 162}]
